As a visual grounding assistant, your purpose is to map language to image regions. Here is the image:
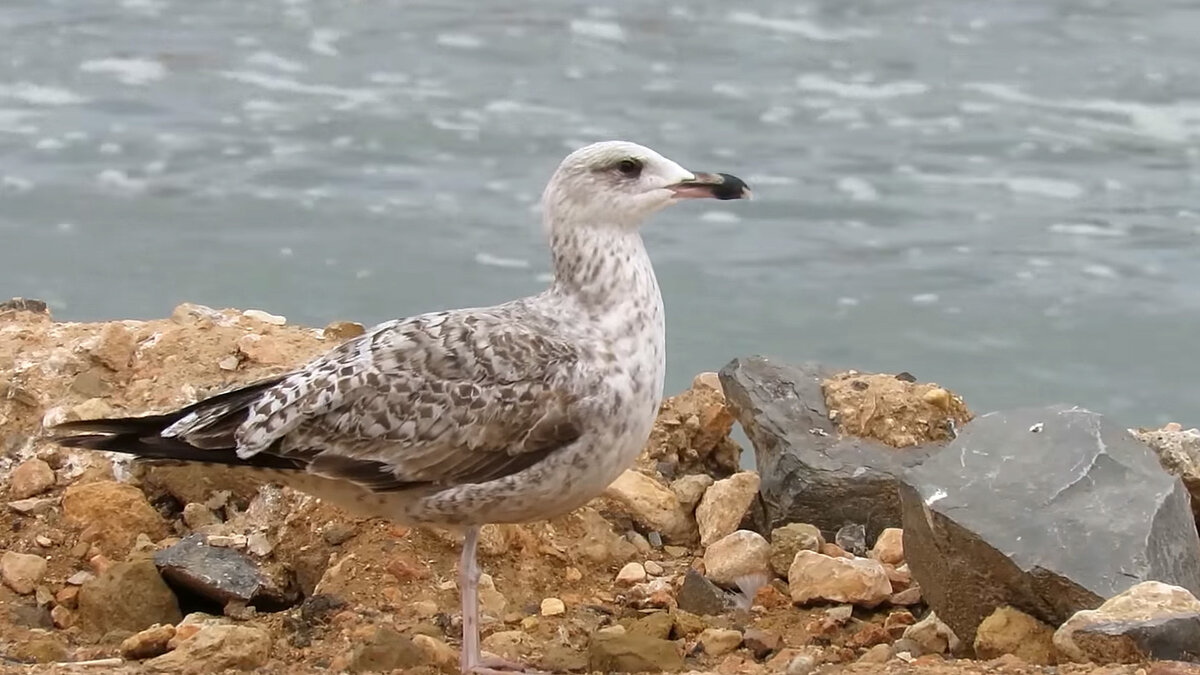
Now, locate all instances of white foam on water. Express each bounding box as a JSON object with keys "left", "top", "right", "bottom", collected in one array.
[
  {"left": 98, "top": 142, "right": 122, "bottom": 155},
  {"left": 699, "top": 211, "right": 742, "bottom": 224},
  {"left": 436, "top": 33, "right": 485, "bottom": 49},
  {"left": 0, "top": 83, "right": 86, "bottom": 106},
  {"left": 1048, "top": 222, "right": 1128, "bottom": 237},
  {"left": 0, "top": 110, "right": 38, "bottom": 134},
  {"left": 34, "top": 137, "right": 64, "bottom": 150},
  {"left": 836, "top": 176, "right": 879, "bottom": 201},
  {"left": 570, "top": 20, "right": 626, "bottom": 42},
  {"left": 474, "top": 252, "right": 530, "bottom": 269},
  {"left": 1082, "top": 264, "right": 1119, "bottom": 279},
  {"left": 79, "top": 58, "right": 166, "bottom": 86},
  {"left": 1003, "top": 177, "right": 1084, "bottom": 199},
  {"left": 221, "top": 71, "right": 382, "bottom": 109},
  {"left": 308, "top": 28, "right": 342, "bottom": 56},
  {"left": 96, "top": 169, "right": 147, "bottom": 194},
  {"left": 368, "top": 72, "right": 410, "bottom": 85},
  {"left": 728, "top": 11, "right": 879, "bottom": 41},
  {"left": 246, "top": 51, "right": 306, "bottom": 73},
  {"left": 798, "top": 73, "right": 929, "bottom": 100},
  {"left": 911, "top": 293, "right": 940, "bottom": 305},
  {"left": 745, "top": 174, "right": 795, "bottom": 186},
  {"left": 1, "top": 175, "right": 33, "bottom": 192}
]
